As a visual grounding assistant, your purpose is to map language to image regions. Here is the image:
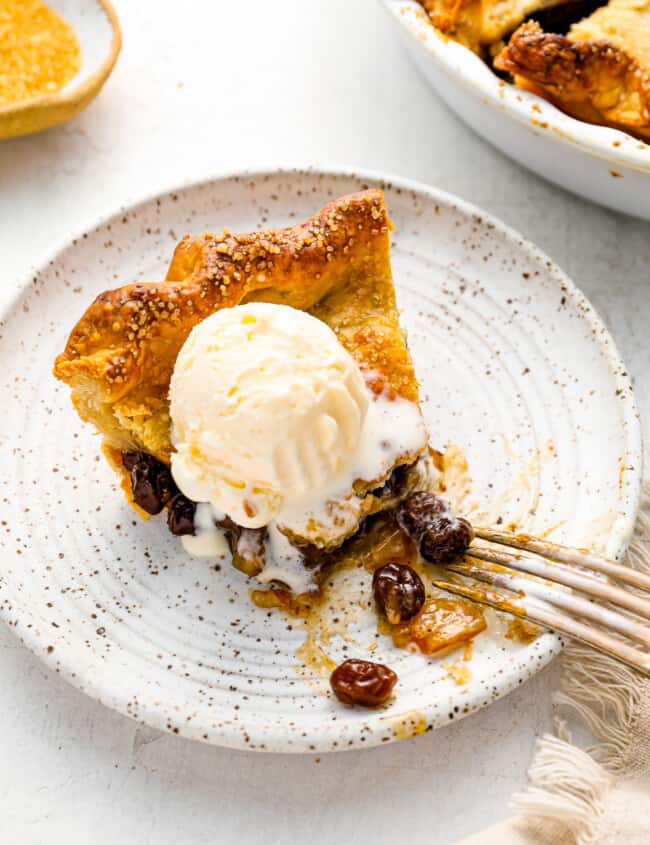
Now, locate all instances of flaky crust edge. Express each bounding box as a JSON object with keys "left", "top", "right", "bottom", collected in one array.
[{"left": 494, "top": 21, "right": 650, "bottom": 139}]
